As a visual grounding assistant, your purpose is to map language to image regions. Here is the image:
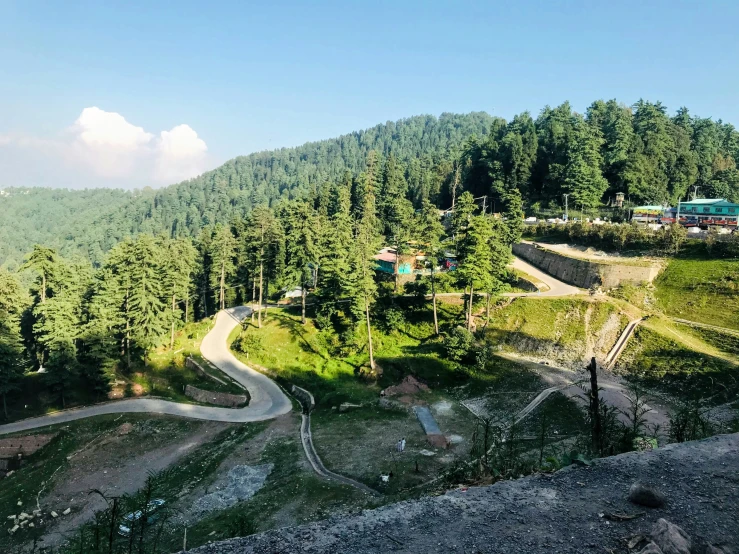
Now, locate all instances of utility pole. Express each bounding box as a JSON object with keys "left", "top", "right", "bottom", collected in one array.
[
  {"left": 563, "top": 194, "right": 570, "bottom": 222},
  {"left": 481, "top": 195, "right": 487, "bottom": 215}
]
